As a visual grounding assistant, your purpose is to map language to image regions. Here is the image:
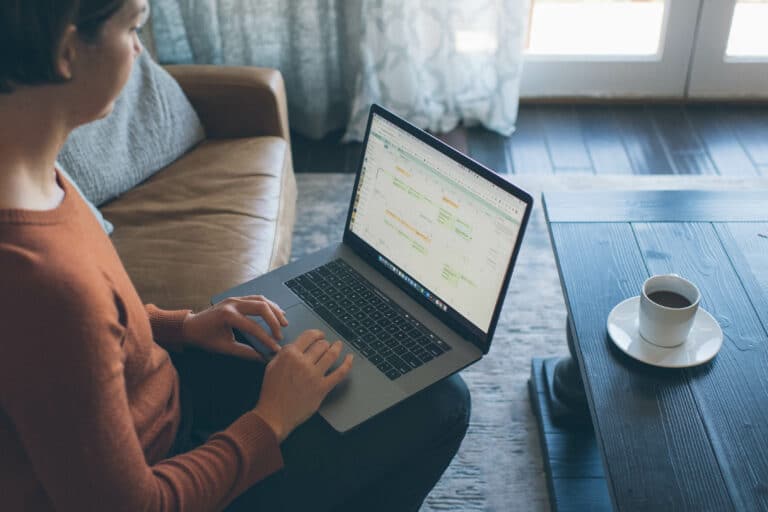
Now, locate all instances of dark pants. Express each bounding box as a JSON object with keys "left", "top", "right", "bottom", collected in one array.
[{"left": 170, "top": 349, "right": 471, "bottom": 512}]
